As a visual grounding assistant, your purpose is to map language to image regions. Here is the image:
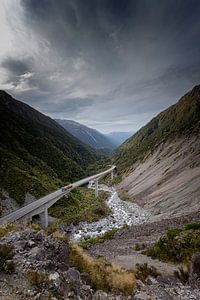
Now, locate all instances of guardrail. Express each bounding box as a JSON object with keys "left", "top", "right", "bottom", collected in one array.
[{"left": 0, "top": 165, "right": 116, "bottom": 227}]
